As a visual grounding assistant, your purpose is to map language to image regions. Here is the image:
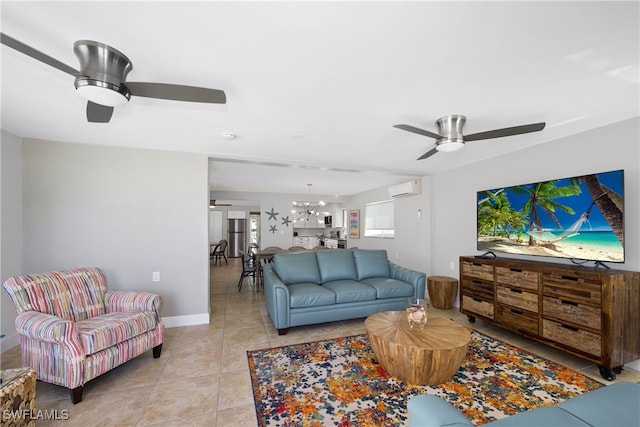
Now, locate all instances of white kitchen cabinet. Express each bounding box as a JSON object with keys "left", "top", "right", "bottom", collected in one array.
[
  {"left": 292, "top": 236, "right": 318, "bottom": 249},
  {"left": 325, "top": 238, "right": 338, "bottom": 249},
  {"left": 333, "top": 204, "right": 345, "bottom": 228}
]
